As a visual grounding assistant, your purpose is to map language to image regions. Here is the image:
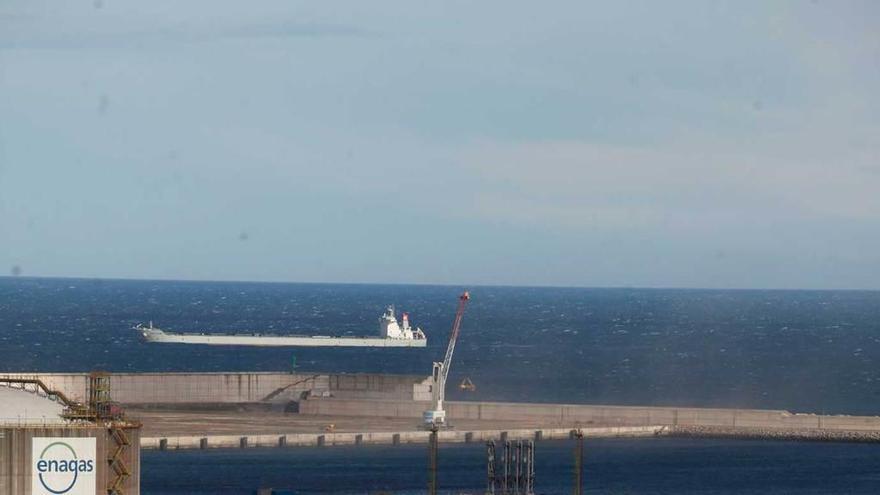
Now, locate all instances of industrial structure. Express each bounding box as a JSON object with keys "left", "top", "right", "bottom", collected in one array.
[
  {"left": 0, "top": 373, "right": 142, "bottom": 495},
  {"left": 485, "top": 439, "right": 535, "bottom": 495},
  {"left": 428, "top": 425, "right": 439, "bottom": 495},
  {"left": 573, "top": 429, "right": 584, "bottom": 495},
  {"left": 423, "top": 291, "right": 470, "bottom": 427}
]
